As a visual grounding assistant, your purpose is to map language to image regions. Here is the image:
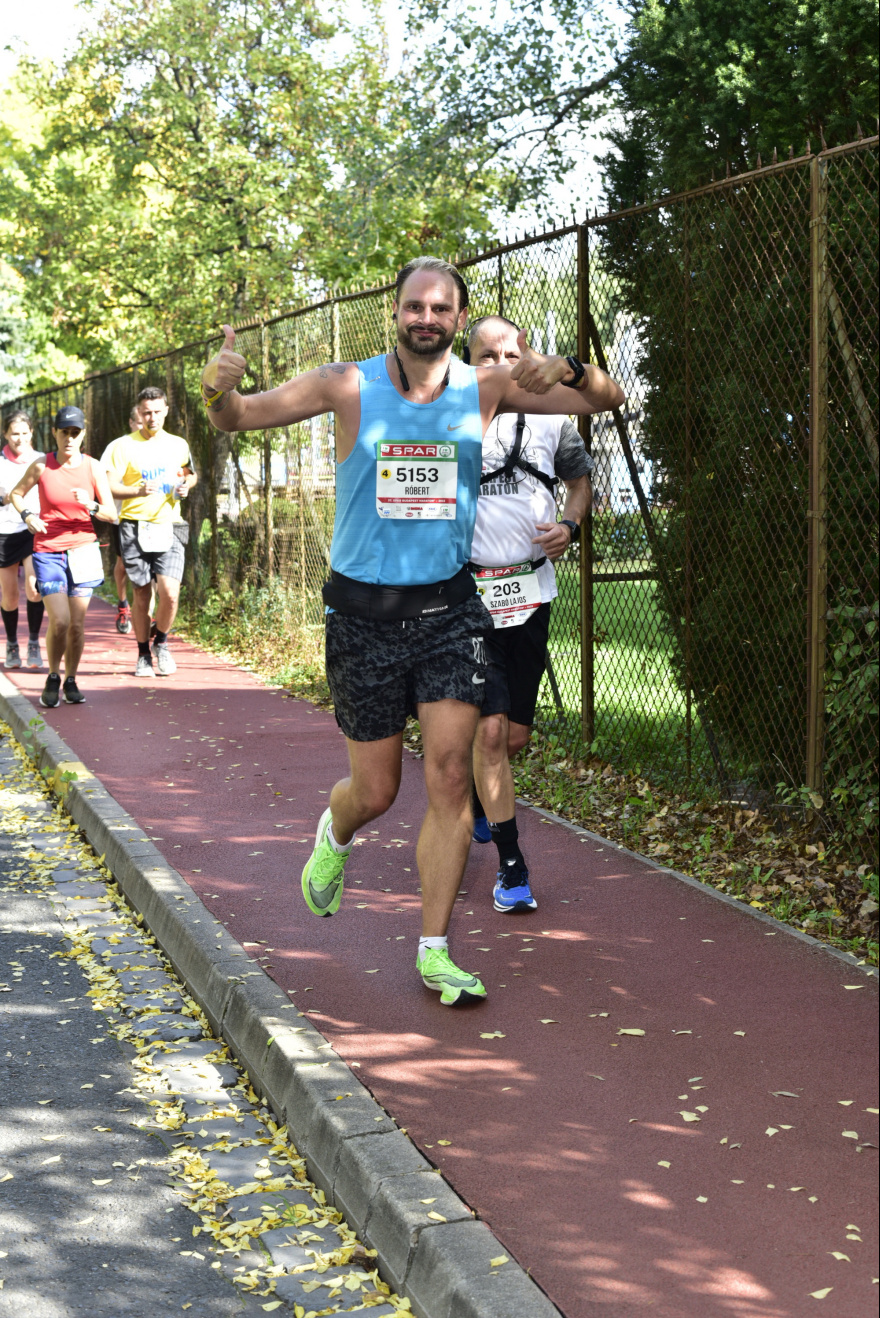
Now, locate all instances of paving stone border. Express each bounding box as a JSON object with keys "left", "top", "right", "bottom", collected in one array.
[{"left": 0, "top": 674, "right": 561, "bottom": 1318}]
